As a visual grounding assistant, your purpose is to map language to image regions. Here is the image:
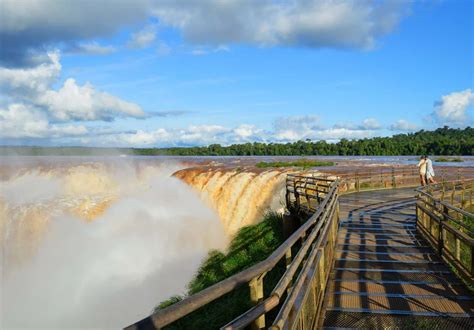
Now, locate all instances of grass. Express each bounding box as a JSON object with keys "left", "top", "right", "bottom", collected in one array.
[
  {"left": 256, "top": 159, "right": 335, "bottom": 169},
  {"left": 434, "top": 157, "right": 464, "bottom": 162},
  {"left": 157, "top": 212, "right": 287, "bottom": 329}
]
